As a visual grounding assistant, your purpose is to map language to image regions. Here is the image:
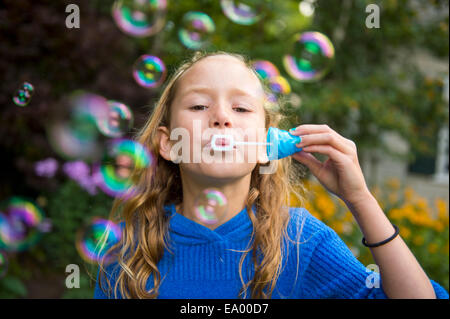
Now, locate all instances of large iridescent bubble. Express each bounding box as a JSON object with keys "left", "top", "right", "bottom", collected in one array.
[
  {"left": 76, "top": 217, "right": 122, "bottom": 265},
  {"left": 252, "top": 60, "right": 280, "bottom": 81},
  {"left": 132, "top": 55, "right": 167, "bottom": 88},
  {"left": 47, "top": 92, "right": 110, "bottom": 161},
  {"left": 94, "top": 138, "right": 153, "bottom": 198},
  {"left": 112, "top": 0, "right": 167, "bottom": 37},
  {"left": 0, "top": 198, "right": 47, "bottom": 252},
  {"left": 193, "top": 189, "right": 228, "bottom": 225},
  {"left": 220, "top": 0, "right": 265, "bottom": 25},
  {"left": 267, "top": 75, "right": 291, "bottom": 103},
  {"left": 97, "top": 101, "right": 134, "bottom": 138},
  {"left": 178, "top": 12, "right": 215, "bottom": 50},
  {"left": 283, "top": 32, "right": 335, "bottom": 82}
]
